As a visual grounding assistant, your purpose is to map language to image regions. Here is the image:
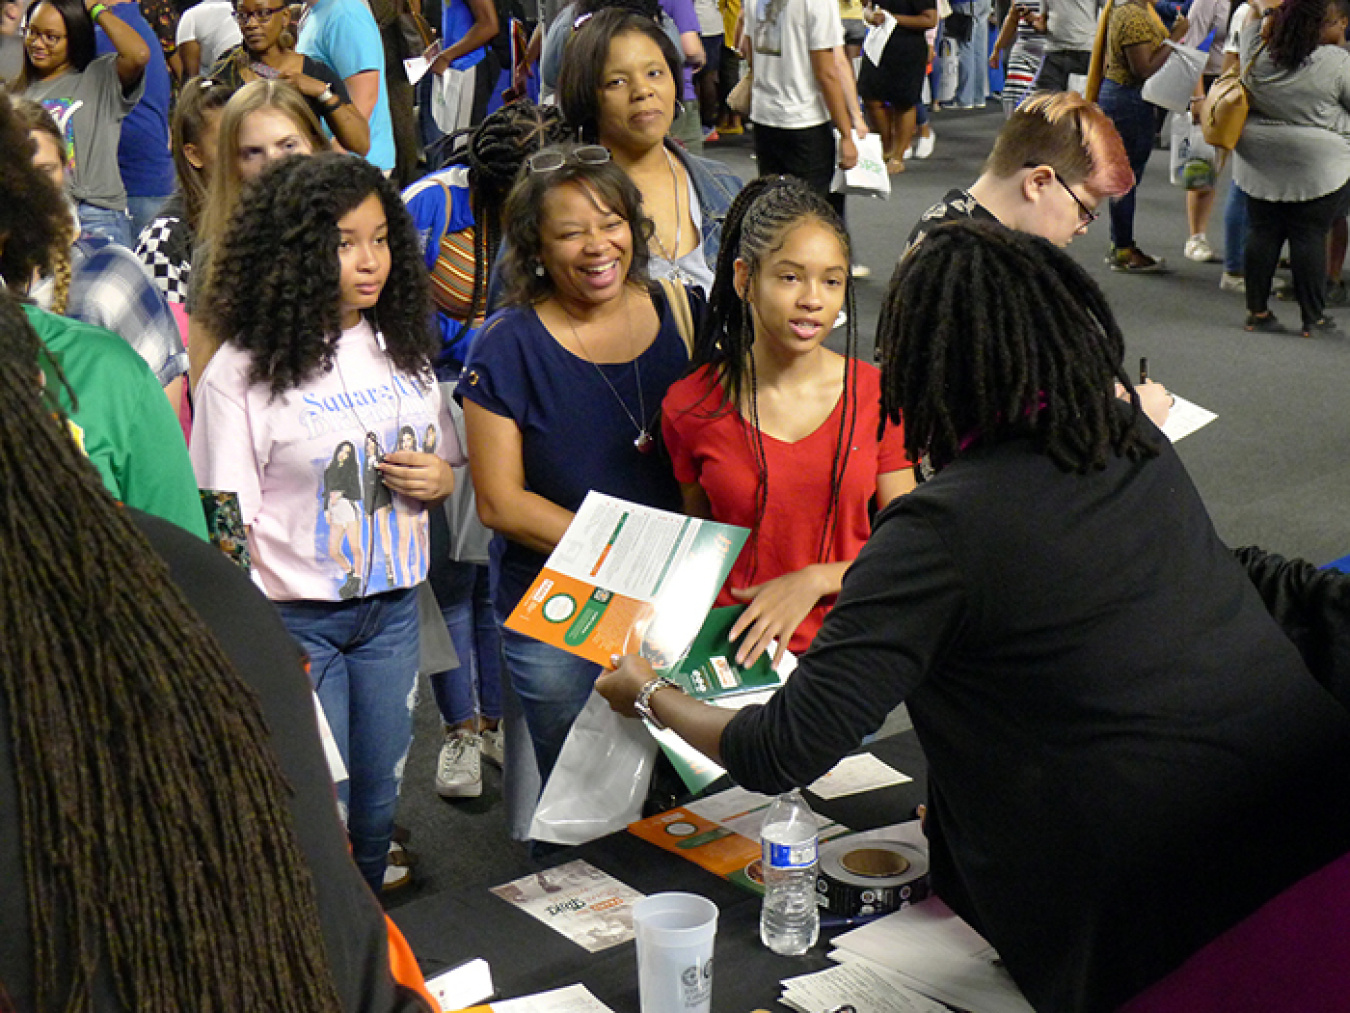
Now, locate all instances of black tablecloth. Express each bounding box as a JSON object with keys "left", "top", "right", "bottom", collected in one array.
[{"left": 392, "top": 731, "right": 929, "bottom": 1012}]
